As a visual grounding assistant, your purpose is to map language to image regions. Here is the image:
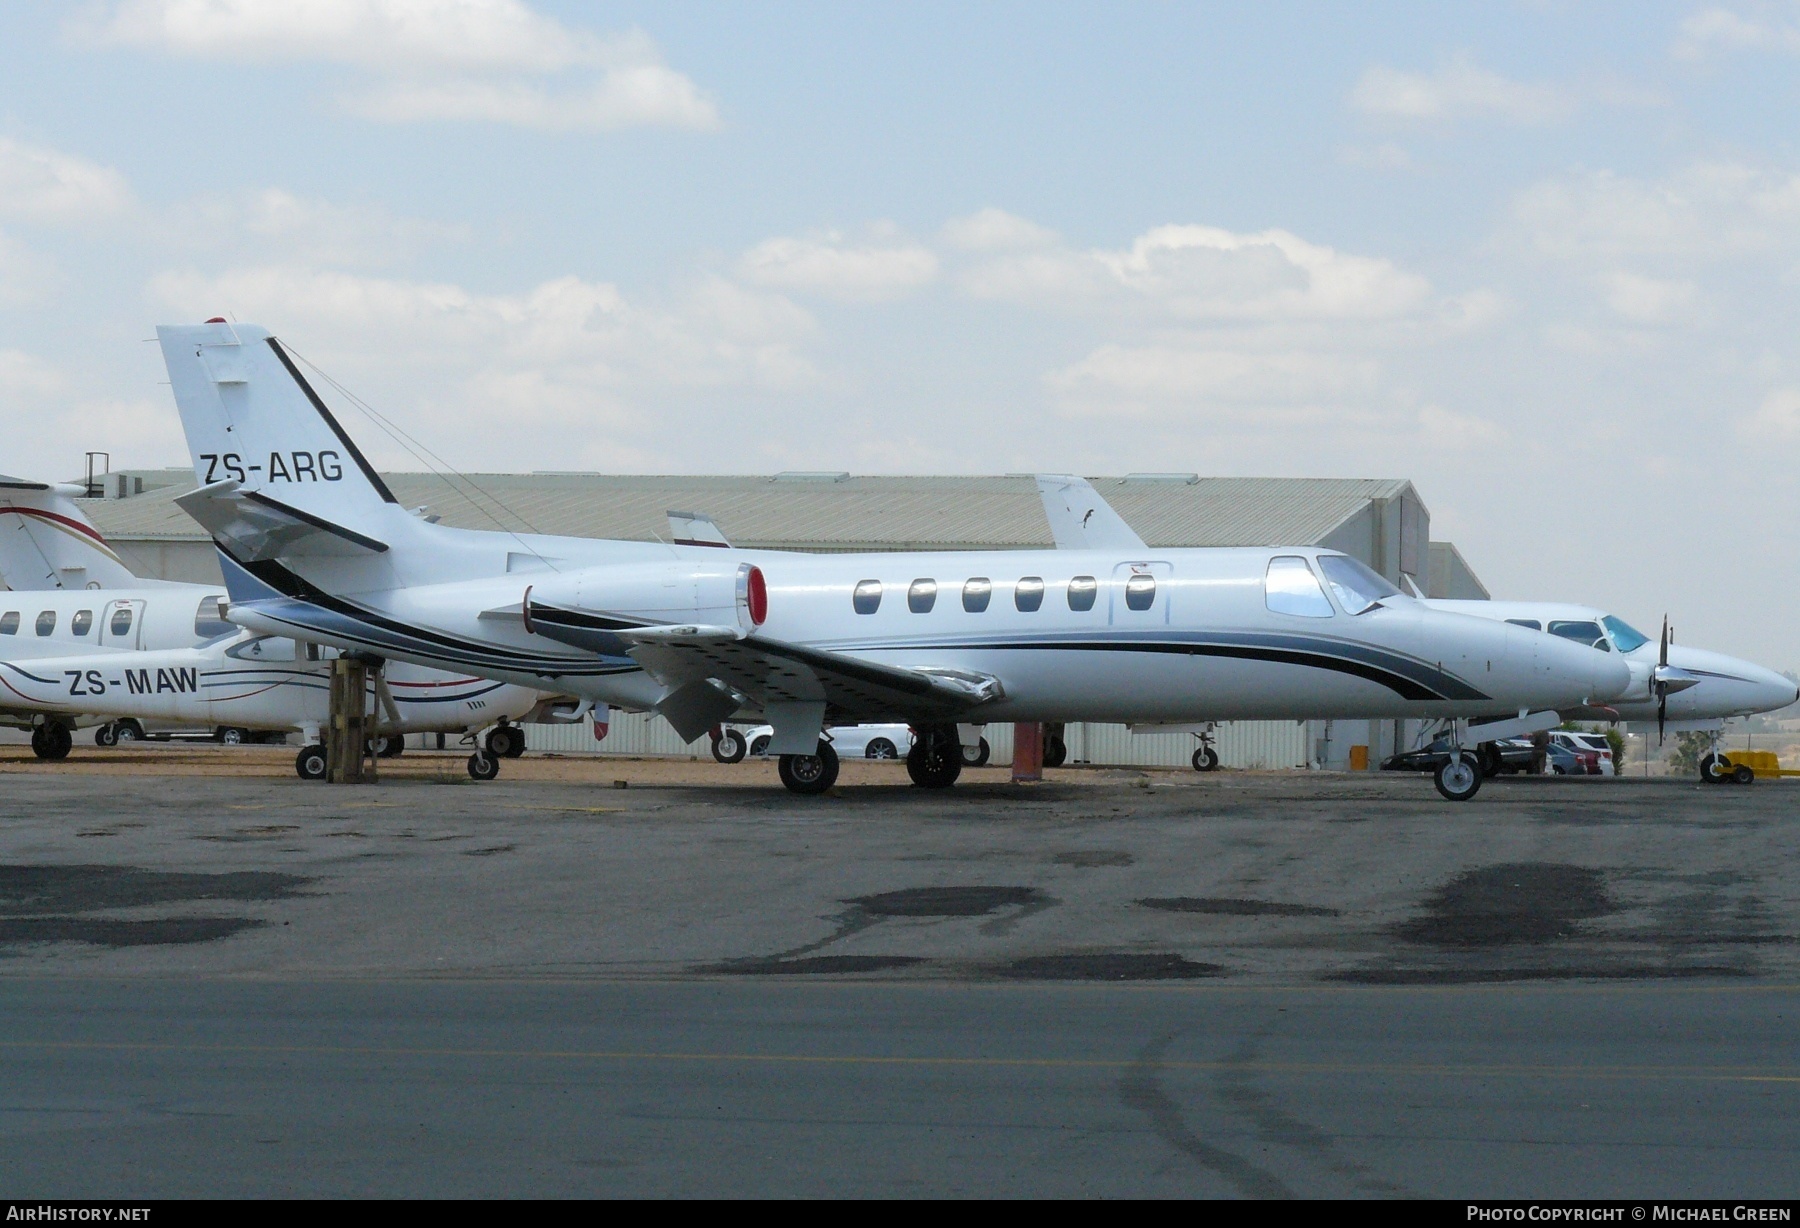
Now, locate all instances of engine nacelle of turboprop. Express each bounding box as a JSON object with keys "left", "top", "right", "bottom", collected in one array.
[{"left": 529, "top": 559, "right": 767, "bottom": 631}]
